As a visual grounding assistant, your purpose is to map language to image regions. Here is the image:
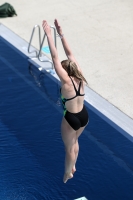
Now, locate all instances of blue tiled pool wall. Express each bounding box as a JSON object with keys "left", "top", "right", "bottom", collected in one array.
[{"left": 0, "top": 36, "right": 133, "bottom": 171}]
